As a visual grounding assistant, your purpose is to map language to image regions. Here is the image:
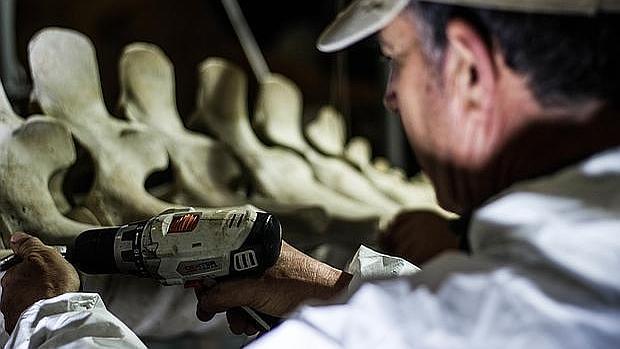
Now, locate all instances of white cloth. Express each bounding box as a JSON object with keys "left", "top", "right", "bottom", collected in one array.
[
  {"left": 345, "top": 245, "right": 420, "bottom": 294},
  {"left": 3, "top": 293, "right": 145, "bottom": 348},
  {"left": 0, "top": 276, "right": 229, "bottom": 347},
  {"left": 250, "top": 147, "right": 620, "bottom": 348}
]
